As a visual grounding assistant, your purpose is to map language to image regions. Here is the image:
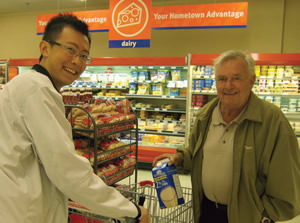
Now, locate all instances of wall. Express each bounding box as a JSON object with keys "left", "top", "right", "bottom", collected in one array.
[{"left": 0, "top": 0, "right": 299, "bottom": 60}]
